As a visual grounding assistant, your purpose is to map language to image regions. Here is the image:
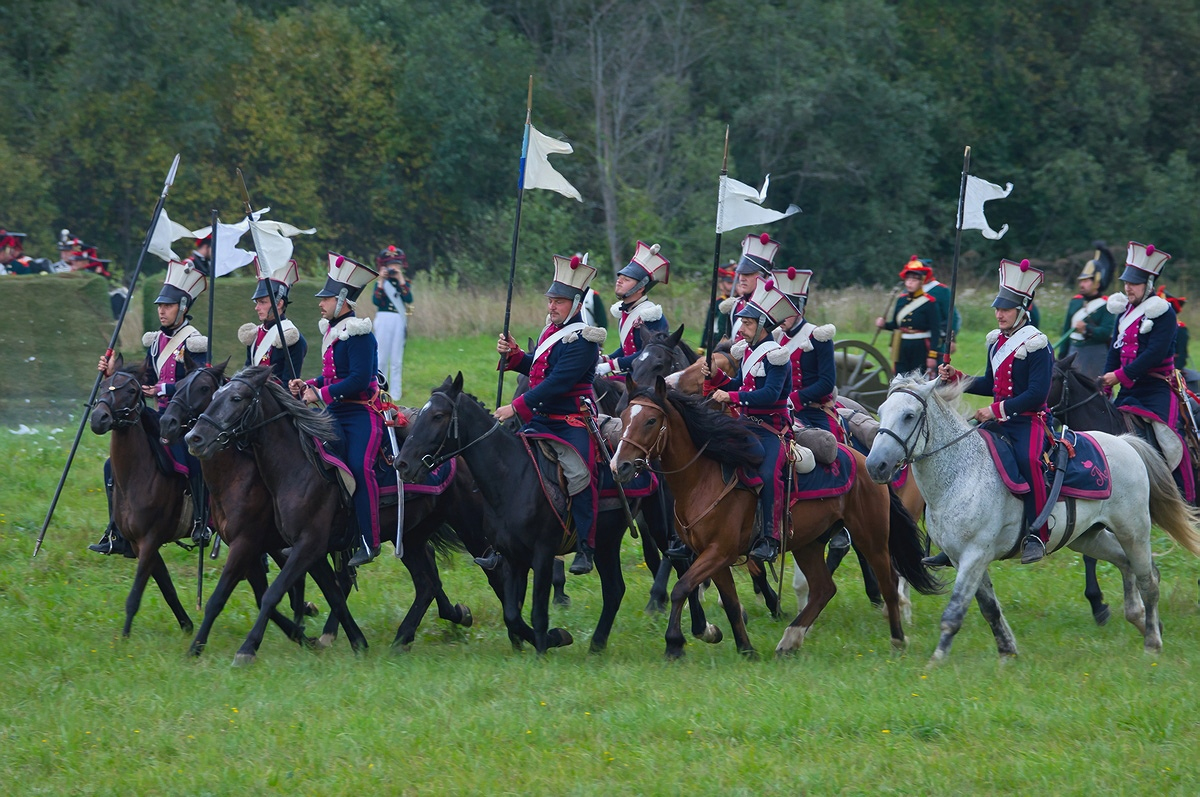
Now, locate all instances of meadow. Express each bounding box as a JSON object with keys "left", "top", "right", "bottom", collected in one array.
[{"left": 3, "top": 286, "right": 1200, "bottom": 795}]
